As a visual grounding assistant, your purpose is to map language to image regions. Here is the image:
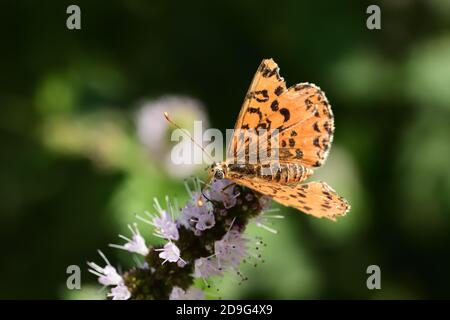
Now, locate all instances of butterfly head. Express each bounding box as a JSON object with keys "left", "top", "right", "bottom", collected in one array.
[{"left": 209, "top": 162, "right": 227, "bottom": 180}]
